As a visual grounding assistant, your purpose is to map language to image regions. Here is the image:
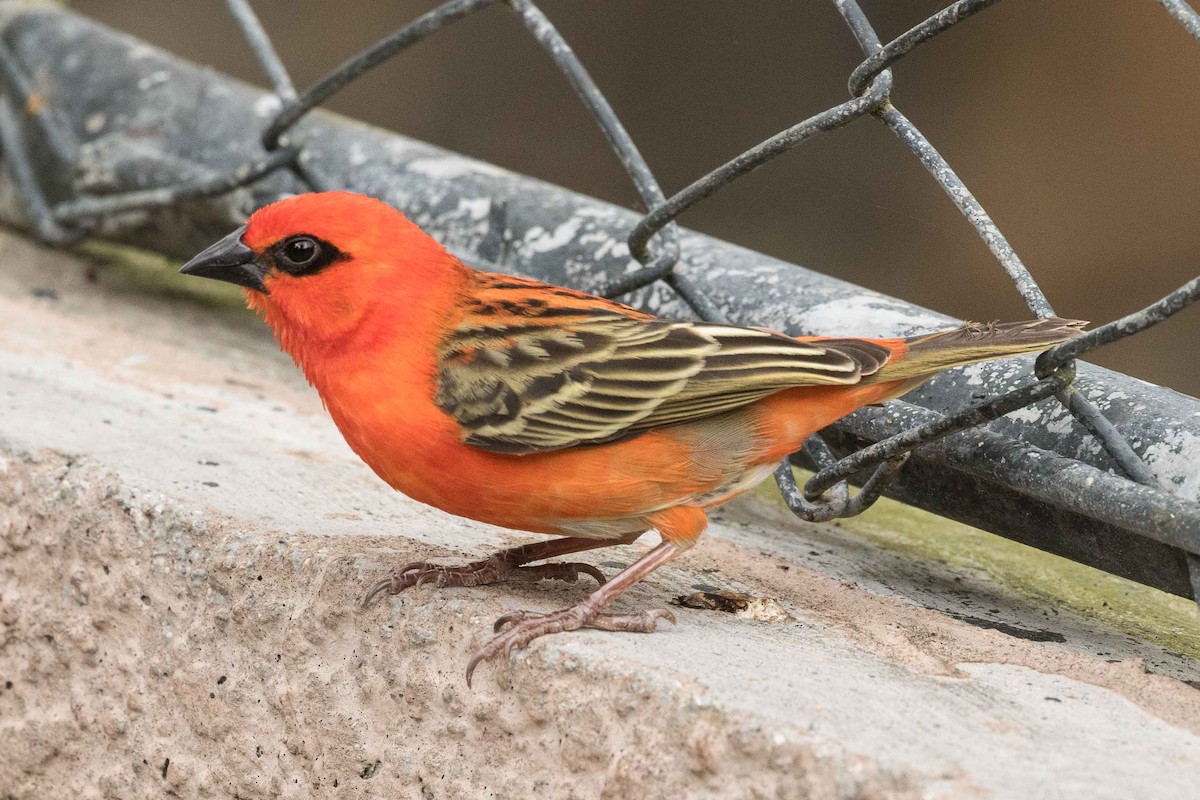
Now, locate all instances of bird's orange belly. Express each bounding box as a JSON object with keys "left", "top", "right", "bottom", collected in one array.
[
  {"left": 388, "top": 427, "right": 726, "bottom": 537},
  {"left": 328, "top": 399, "right": 748, "bottom": 537},
  {"left": 324, "top": 379, "right": 904, "bottom": 539}
]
